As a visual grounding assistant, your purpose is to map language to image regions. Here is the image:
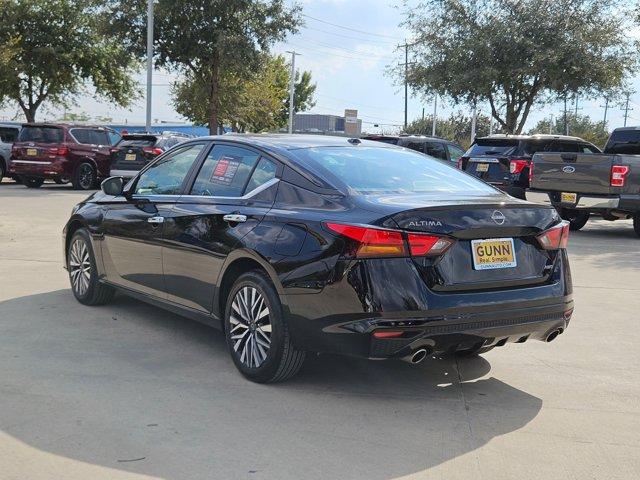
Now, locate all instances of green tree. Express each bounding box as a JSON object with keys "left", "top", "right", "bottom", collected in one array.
[
  {"left": 399, "top": 0, "right": 637, "bottom": 134},
  {"left": 528, "top": 114, "right": 610, "bottom": 148},
  {"left": 405, "top": 111, "right": 502, "bottom": 149},
  {"left": 105, "top": 0, "right": 301, "bottom": 134},
  {"left": 172, "top": 55, "right": 315, "bottom": 132},
  {"left": 0, "top": 0, "right": 139, "bottom": 123}
]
